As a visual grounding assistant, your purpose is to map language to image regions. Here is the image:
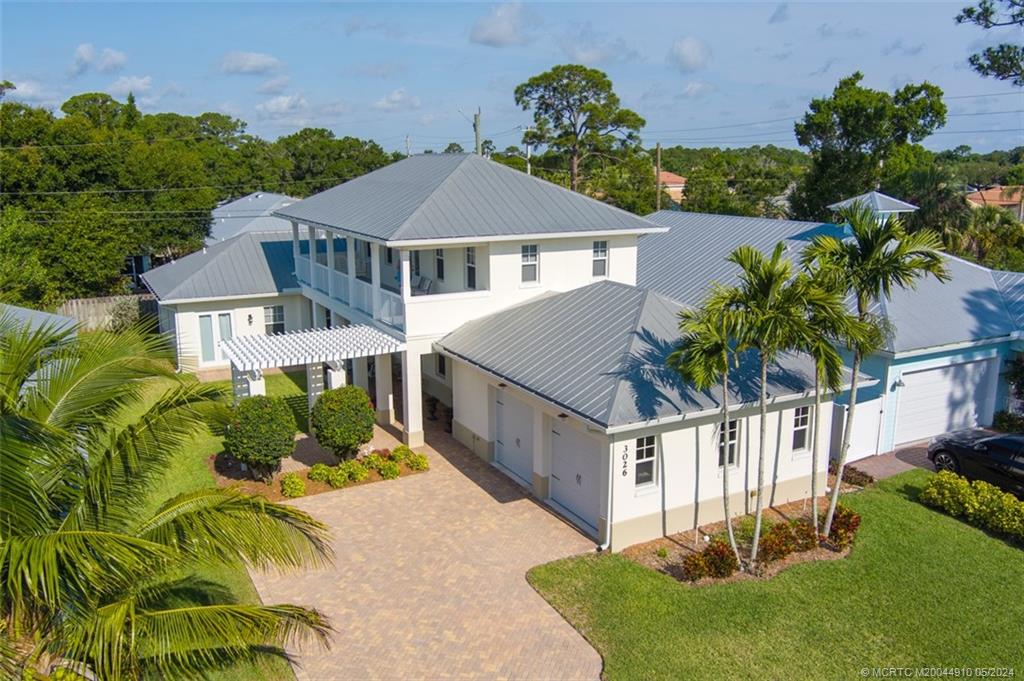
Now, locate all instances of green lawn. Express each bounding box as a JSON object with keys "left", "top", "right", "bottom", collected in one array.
[
  {"left": 140, "top": 370, "right": 310, "bottom": 681},
  {"left": 528, "top": 470, "right": 1024, "bottom": 680}
]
